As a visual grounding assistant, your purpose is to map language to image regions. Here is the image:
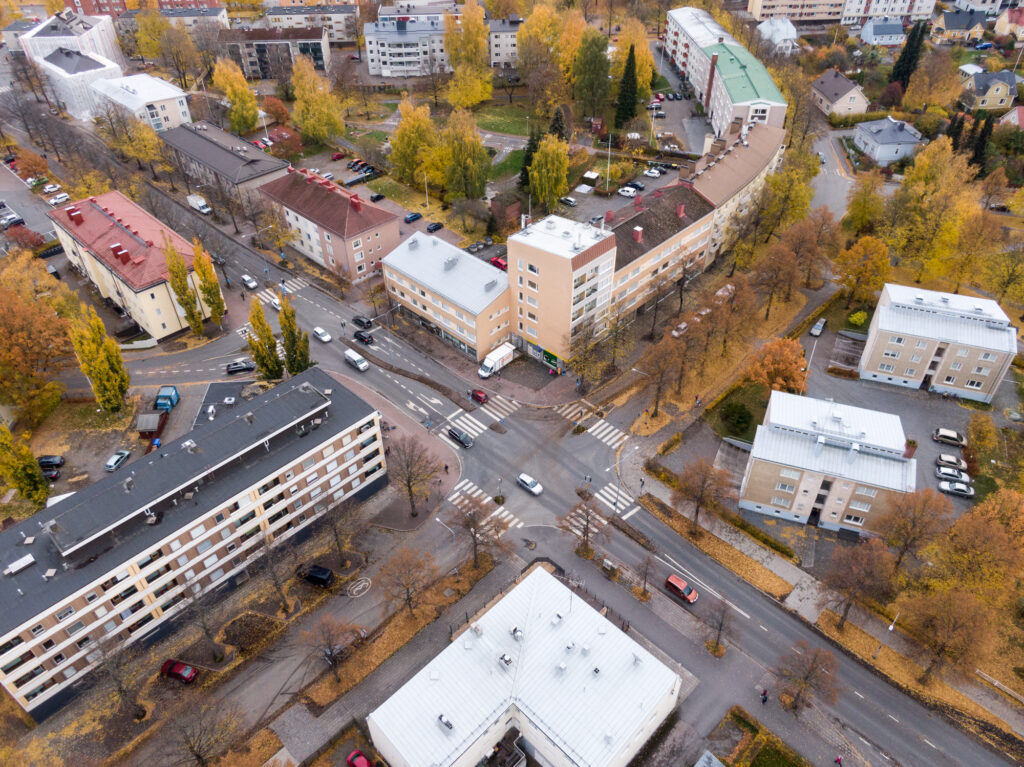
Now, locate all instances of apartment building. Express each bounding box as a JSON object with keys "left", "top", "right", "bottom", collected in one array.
[
  {"left": 378, "top": 2, "right": 461, "bottom": 23},
  {"left": 48, "top": 191, "right": 223, "bottom": 341},
  {"left": 115, "top": 7, "right": 229, "bottom": 35},
  {"left": 953, "top": 0, "right": 1000, "bottom": 15},
  {"left": 258, "top": 168, "right": 400, "bottom": 283},
  {"left": 859, "top": 284, "right": 1017, "bottom": 403},
  {"left": 364, "top": 19, "right": 448, "bottom": 77},
  {"left": 62, "top": 0, "right": 220, "bottom": 15},
  {"left": 91, "top": 75, "right": 191, "bottom": 133},
  {"left": 218, "top": 27, "right": 331, "bottom": 79},
  {"left": 748, "top": 0, "right": 934, "bottom": 25},
  {"left": 739, "top": 391, "right": 917, "bottom": 534},
  {"left": 665, "top": 8, "right": 786, "bottom": 139},
  {"left": 20, "top": 10, "right": 125, "bottom": 69},
  {"left": 37, "top": 47, "right": 122, "bottom": 121},
  {"left": 488, "top": 16, "right": 522, "bottom": 68},
  {"left": 161, "top": 121, "right": 291, "bottom": 200},
  {"left": 0, "top": 369, "right": 385, "bottom": 718},
  {"left": 266, "top": 6, "right": 358, "bottom": 44},
  {"left": 1, "top": 19, "right": 40, "bottom": 54},
  {"left": 383, "top": 233, "right": 511, "bottom": 360}
]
